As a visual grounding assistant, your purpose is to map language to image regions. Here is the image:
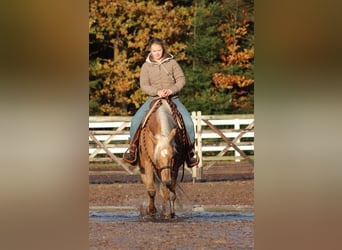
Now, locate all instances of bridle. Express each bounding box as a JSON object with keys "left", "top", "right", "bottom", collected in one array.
[{"left": 158, "top": 162, "right": 174, "bottom": 172}]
